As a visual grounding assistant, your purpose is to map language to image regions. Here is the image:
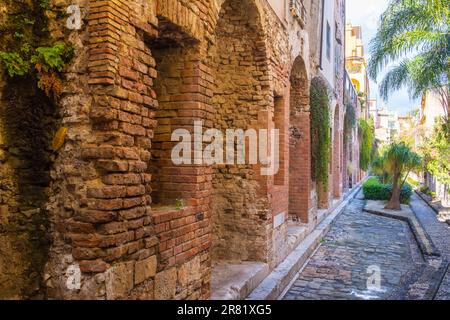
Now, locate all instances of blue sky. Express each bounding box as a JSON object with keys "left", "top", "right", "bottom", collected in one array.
[{"left": 346, "top": 0, "right": 420, "bottom": 115}]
